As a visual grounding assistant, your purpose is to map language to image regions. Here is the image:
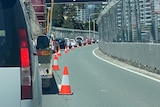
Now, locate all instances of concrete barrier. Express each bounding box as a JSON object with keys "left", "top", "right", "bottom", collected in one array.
[{"left": 99, "top": 41, "right": 160, "bottom": 74}]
